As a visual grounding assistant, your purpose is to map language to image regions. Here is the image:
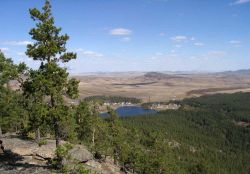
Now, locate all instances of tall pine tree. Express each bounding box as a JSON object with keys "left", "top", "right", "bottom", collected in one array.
[{"left": 24, "top": 0, "right": 79, "bottom": 148}]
